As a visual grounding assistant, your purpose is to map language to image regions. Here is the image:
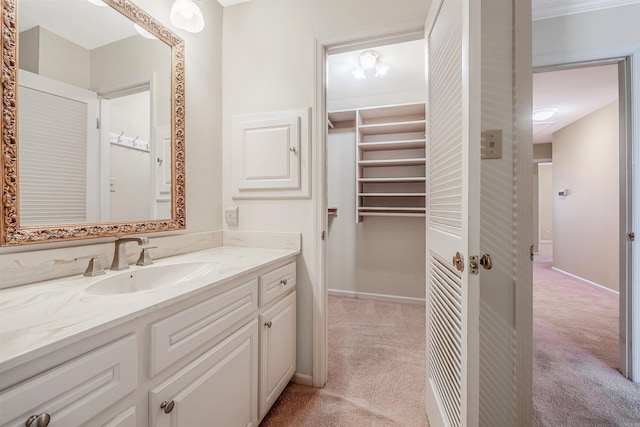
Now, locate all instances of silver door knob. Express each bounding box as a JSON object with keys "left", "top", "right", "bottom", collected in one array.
[
  {"left": 25, "top": 414, "right": 50, "bottom": 427},
  {"left": 265, "top": 320, "right": 272, "bottom": 328},
  {"left": 280, "top": 279, "right": 288, "bottom": 285},
  {"left": 480, "top": 254, "right": 492, "bottom": 270},
  {"left": 161, "top": 400, "right": 175, "bottom": 414}
]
